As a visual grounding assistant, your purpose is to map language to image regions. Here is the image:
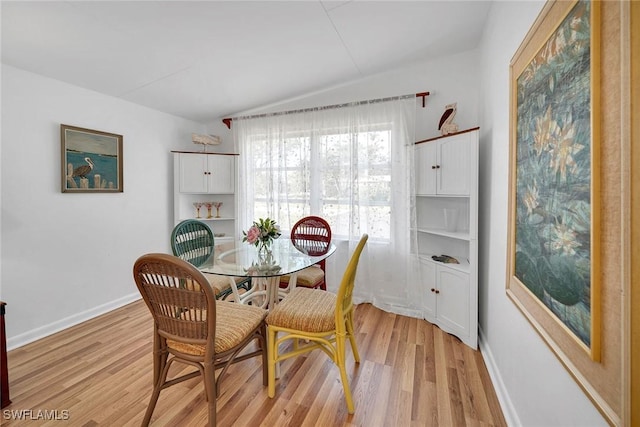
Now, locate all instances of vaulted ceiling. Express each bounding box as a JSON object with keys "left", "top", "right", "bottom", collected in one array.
[{"left": 1, "top": 1, "right": 491, "bottom": 123}]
